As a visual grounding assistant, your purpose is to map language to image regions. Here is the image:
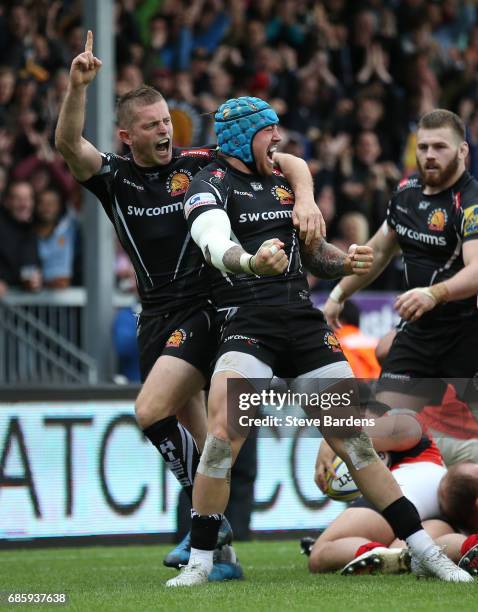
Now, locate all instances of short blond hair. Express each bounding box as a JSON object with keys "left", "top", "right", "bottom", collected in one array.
[{"left": 117, "top": 85, "right": 164, "bottom": 129}]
